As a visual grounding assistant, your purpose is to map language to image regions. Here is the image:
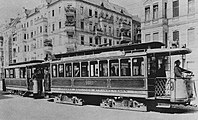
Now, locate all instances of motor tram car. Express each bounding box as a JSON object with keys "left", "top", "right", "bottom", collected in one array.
[{"left": 3, "top": 42, "right": 197, "bottom": 111}]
